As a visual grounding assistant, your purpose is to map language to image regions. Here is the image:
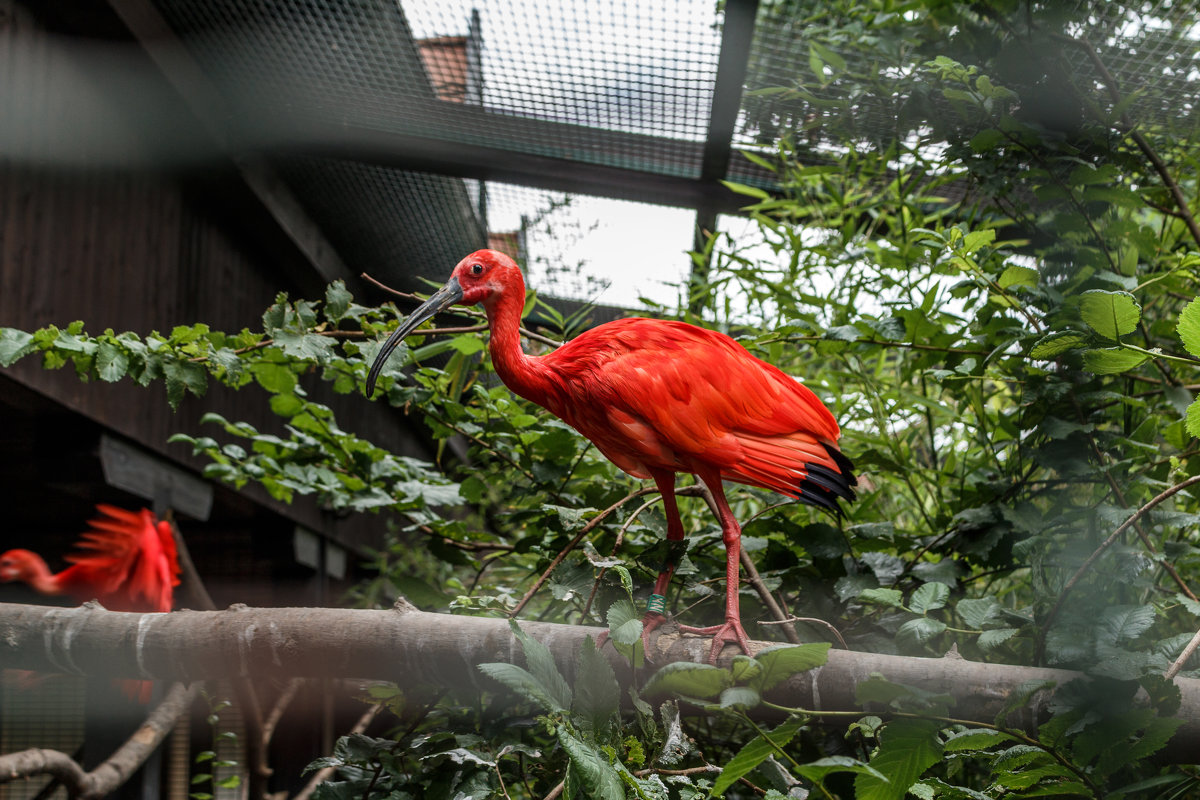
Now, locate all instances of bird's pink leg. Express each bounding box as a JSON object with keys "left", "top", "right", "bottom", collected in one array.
[
  {"left": 640, "top": 470, "right": 686, "bottom": 648},
  {"left": 676, "top": 471, "right": 753, "bottom": 663}
]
